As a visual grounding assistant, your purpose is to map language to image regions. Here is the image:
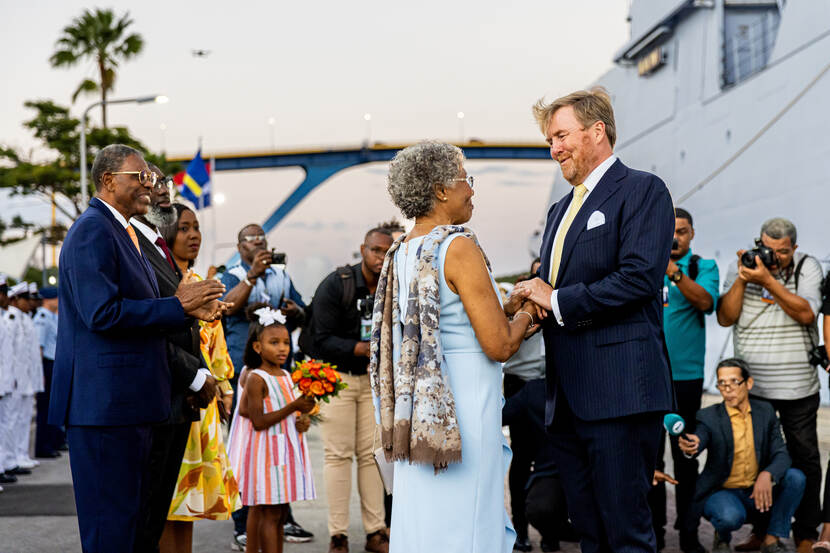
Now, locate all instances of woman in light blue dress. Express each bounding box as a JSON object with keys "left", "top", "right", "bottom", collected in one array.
[{"left": 369, "top": 142, "right": 541, "bottom": 553}]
